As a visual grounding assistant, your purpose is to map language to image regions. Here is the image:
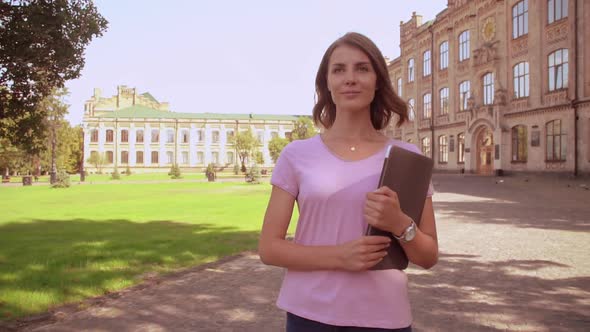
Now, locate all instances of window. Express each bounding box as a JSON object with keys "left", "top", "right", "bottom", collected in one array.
[
  {"left": 511, "top": 125, "right": 528, "bottom": 162},
  {"left": 226, "top": 130, "right": 235, "bottom": 143},
  {"left": 181, "top": 130, "right": 189, "bottom": 143},
  {"left": 136, "top": 129, "right": 144, "bottom": 143},
  {"left": 166, "top": 151, "right": 173, "bottom": 164},
  {"left": 423, "top": 50, "right": 431, "bottom": 77},
  {"left": 211, "top": 152, "right": 219, "bottom": 164},
  {"left": 483, "top": 72, "right": 495, "bottom": 105},
  {"left": 458, "top": 133, "right": 465, "bottom": 163},
  {"left": 151, "top": 129, "right": 159, "bottom": 143},
  {"left": 459, "top": 30, "right": 470, "bottom": 62},
  {"left": 227, "top": 151, "right": 234, "bottom": 164},
  {"left": 181, "top": 151, "right": 188, "bottom": 164},
  {"left": 439, "top": 41, "right": 449, "bottom": 70},
  {"left": 90, "top": 129, "right": 98, "bottom": 142},
  {"left": 90, "top": 150, "right": 98, "bottom": 160},
  {"left": 151, "top": 151, "right": 159, "bottom": 164},
  {"left": 423, "top": 93, "right": 432, "bottom": 119},
  {"left": 166, "top": 129, "right": 174, "bottom": 143},
  {"left": 421, "top": 137, "right": 431, "bottom": 157},
  {"left": 459, "top": 81, "right": 471, "bottom": 111},
  {"left": 513, "top": 62, "right": 530, "bottom": 98},
  {"left": 439, "top": 135, "right": 448, "bottom": 163},
  {"left": 106, "top": 151, "right": 114, "bottom": 163},
  {"left": 197, "top": 129, "right": 204, "bottom": 141},
  {"left": 546, "top": 120, "right": 566, "bottom": 161},
  {"left": 121, "top": 151, "right": 128, "bottom": 164},
  {"left": 121, "top": 130, "right": 128, "bottom": 143},
  {"left": 196, "top": 151, "right": 204, "bottom": 164},
  {"left": 439, "top": 87, "right": 449, "bottom": 115},
  {"left": 212, "top": 130, "right": 220, "bottom": 143},
  {"left": 512, "top": 0, "right": 529, "bottom": 39},
  {"left": 408, "top": 99, "right": 415, "bottom": 121},
  {"left": 548, "top": 0, "right": 568, "bottom": 24},
  {"left": 136, "top": 151, "right": 144, "bottom": 164},
  {"left": 408, "top": 58, "right": 415, "bottom": 82},
  {"left": 106, "top": 130, "right": 114, "bottom": 143},
  {"left": 548, "top": 49, "right": 568, "bottom": 91},
  {"left": 397, "top": 78, "right": 402, "bottom": 97}
]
